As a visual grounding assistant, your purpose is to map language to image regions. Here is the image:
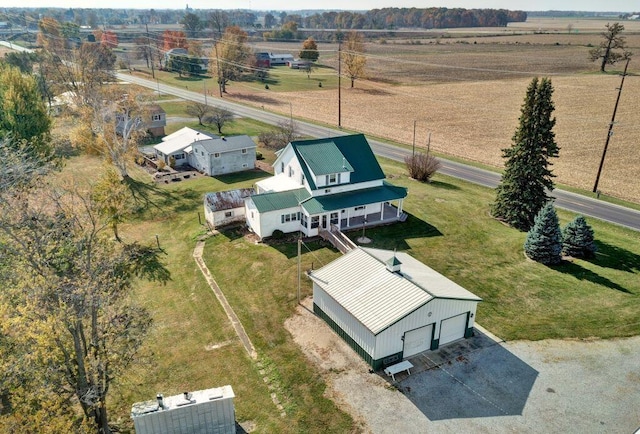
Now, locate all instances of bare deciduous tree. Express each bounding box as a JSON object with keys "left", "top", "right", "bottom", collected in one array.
[{"left": 589, "top": 22, "right": 632, "bottom": 72}]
